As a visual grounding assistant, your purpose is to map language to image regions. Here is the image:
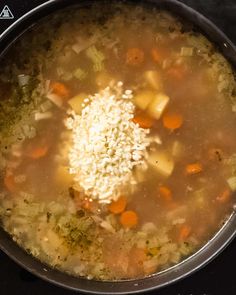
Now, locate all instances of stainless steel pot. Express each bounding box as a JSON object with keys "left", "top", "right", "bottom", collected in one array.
[{"left": 0, "top": 0, "right": 236, "bottom": 294}]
